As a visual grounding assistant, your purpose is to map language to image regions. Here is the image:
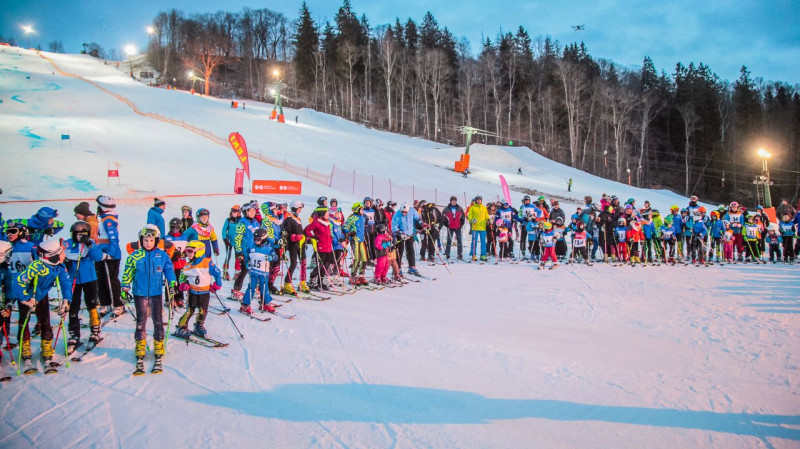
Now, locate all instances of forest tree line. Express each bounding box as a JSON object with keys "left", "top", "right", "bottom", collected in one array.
[{"left": 142, "top": 1, "right": 799, "bottom": 205}]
